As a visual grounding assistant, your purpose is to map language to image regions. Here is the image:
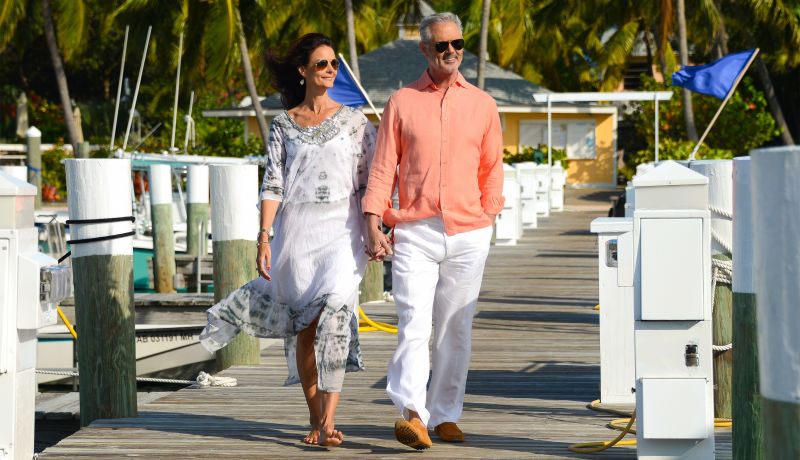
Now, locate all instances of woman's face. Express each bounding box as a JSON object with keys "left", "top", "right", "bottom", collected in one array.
[{"left": 298, "top": 45, "right": 338, "bottom": 91}]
